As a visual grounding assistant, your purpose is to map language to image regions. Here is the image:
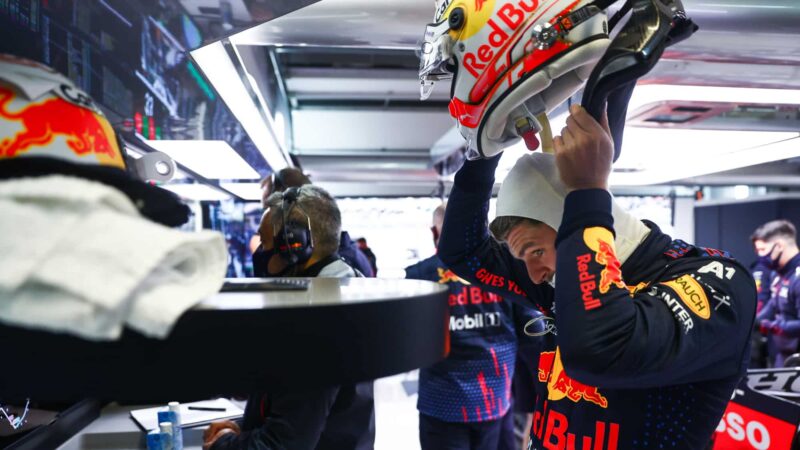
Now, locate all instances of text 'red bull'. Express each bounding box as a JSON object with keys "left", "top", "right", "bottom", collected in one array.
[
  {"left": 531, "top": 401, "right": 620, "bottom": 450},
  {"left": 577, "top": 254, "right": 601, "bottom": 311},
  {"left": 462, "top": 0, "right": 541, "bottom": 80},
  {"left": 538, "top": 350, "right": 608, "bottom": 409},
  {"left": 0, "top": 86, "right": 116, "bottom": 159},
  {"left": 449, "top": 287, "right": 503, "bottom": 306}
]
